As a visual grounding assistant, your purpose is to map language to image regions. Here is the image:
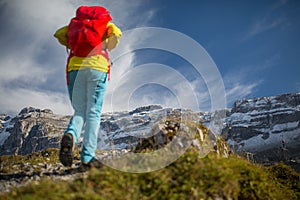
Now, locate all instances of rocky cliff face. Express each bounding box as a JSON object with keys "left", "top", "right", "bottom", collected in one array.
[
  {"left": 0, "top": 107, "right": 70, "bottom": 156},
  {"left": 1, "top": 93, "right": 299, "bottom": 166},
  {"left": 0, "top": 105, "right": 227, "bottom": 158},
  {"left": 222, "top": 93, "right": 300, "bottom": 164}
]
